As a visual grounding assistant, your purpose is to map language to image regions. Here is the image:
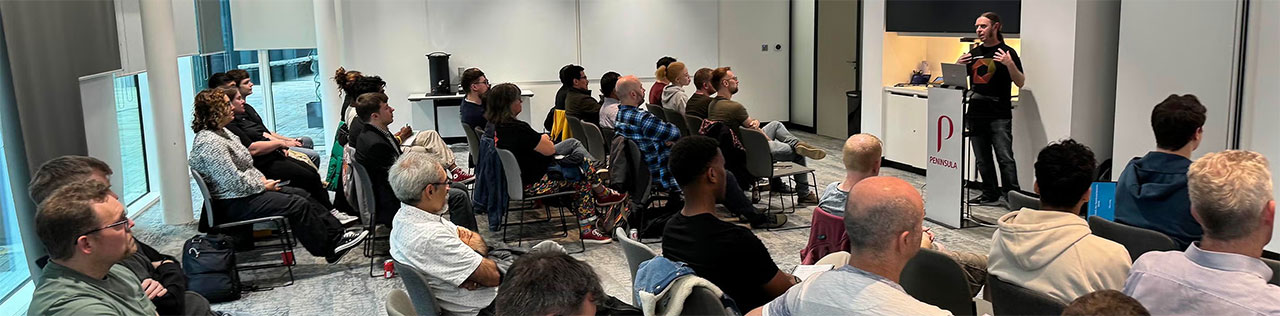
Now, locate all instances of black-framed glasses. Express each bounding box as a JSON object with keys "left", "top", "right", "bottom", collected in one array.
[
  {"left": 80, "top": 217, "right": 131, "bottom": 237},
  {"left": 429, "top": 178, "right": 453, "bottom": 187}
]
